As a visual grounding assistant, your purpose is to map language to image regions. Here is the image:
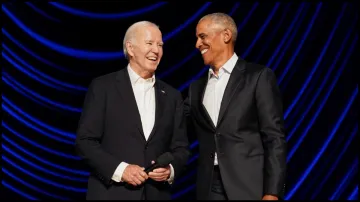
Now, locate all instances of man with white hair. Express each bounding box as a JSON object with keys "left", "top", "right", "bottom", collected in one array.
[
  {"left": 76, "top": 21, "right": 190, "bottom": 200},
  {"left": 185, "top": 13, "right": 287, "bottom": 200}
]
